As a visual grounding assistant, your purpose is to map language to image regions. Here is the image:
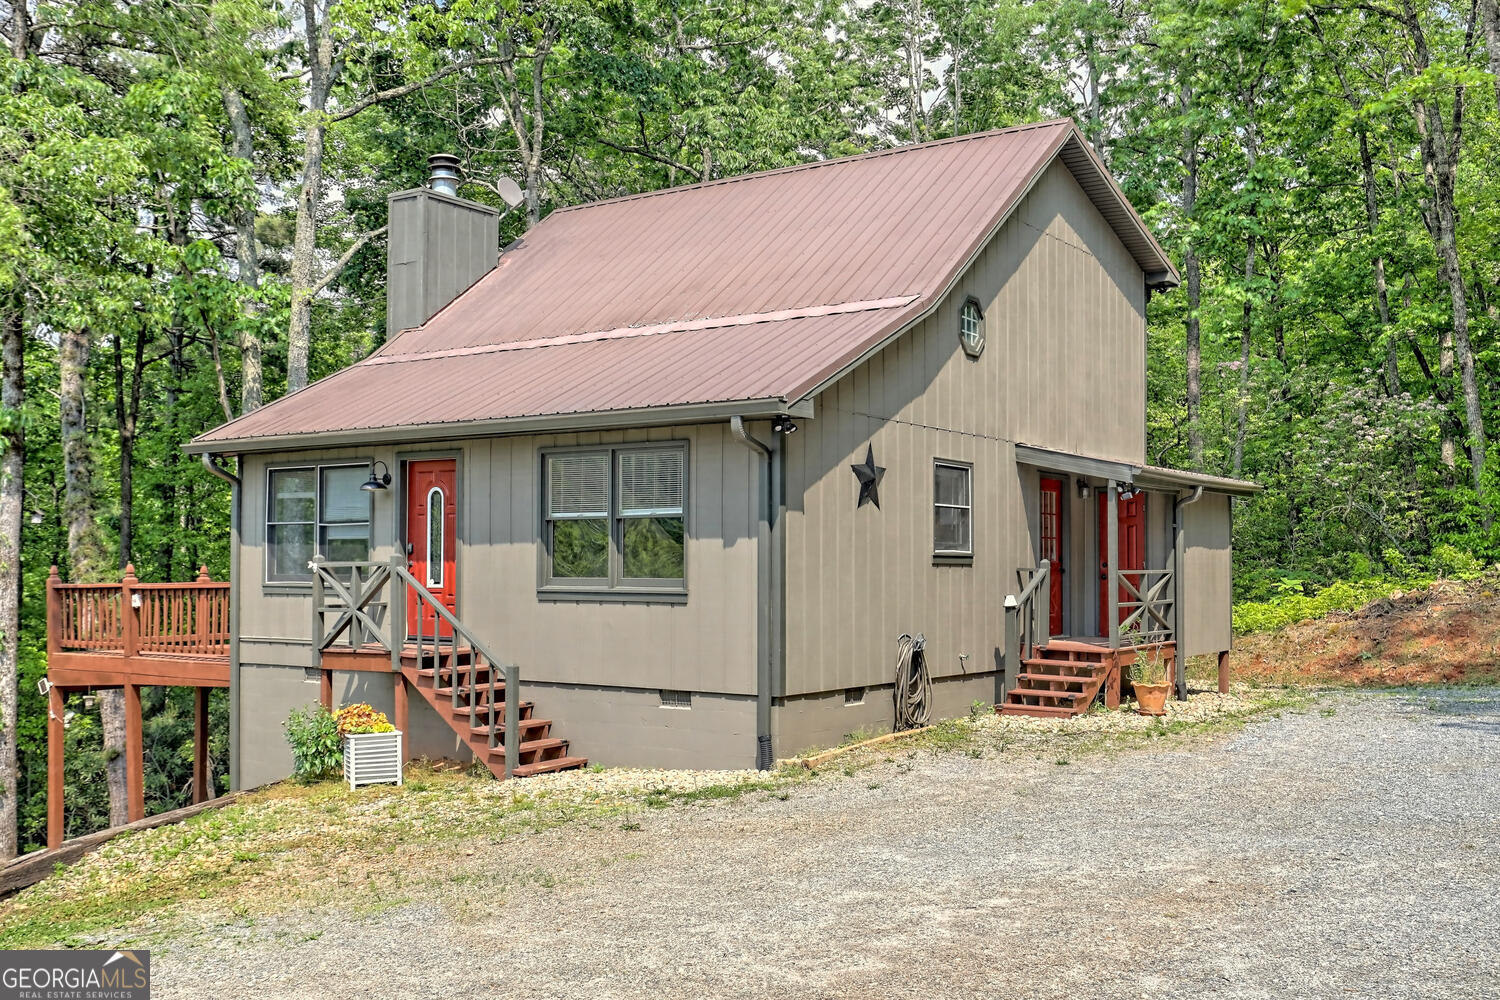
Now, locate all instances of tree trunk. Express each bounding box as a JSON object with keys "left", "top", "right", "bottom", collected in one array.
[
  {"left": 222, "top": 84, "right": 262, "bottom": 413},
  {"left": 287, "top": 4, "right": 337, "bottom": 395},
  {"left": 1181, "top": 85, "right": 1203, "bottom": 470},
  {"left": 0, "top": 306, "right": 23, "bottom": 858},
  {"left": 1234, "top": 231, "right": 1254, "bottom": 477},
  {"left": 59, "top": 326, "right": 108, "bottom": 578},
  {"left": 1485, "top": 1, "right": 1500, "bottom": 114}
]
